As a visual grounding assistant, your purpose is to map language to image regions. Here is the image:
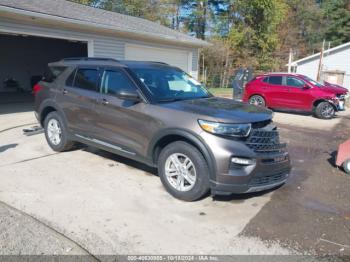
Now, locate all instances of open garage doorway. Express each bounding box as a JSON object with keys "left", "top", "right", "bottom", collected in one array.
[{"left": 0, "top": 33, "right": 88, "bottom": 115}]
